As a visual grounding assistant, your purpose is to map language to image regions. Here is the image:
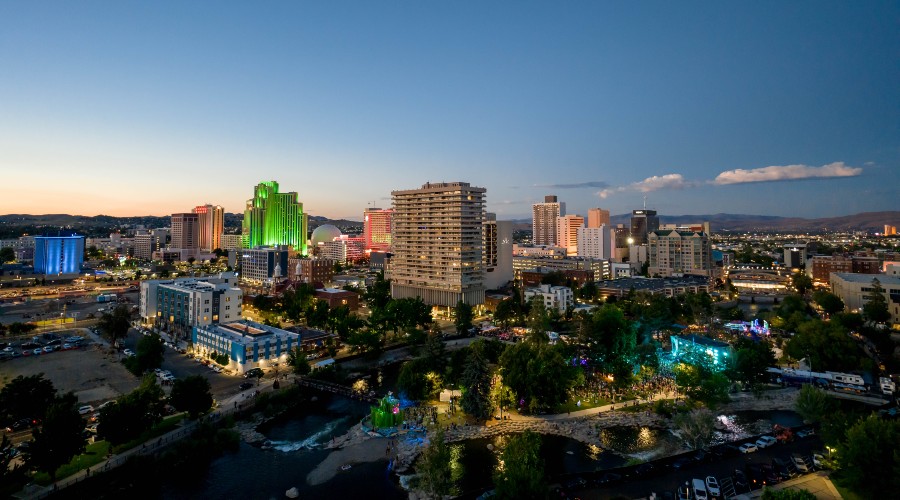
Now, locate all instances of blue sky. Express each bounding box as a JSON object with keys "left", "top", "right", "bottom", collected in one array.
[{"left": 1, "top": 1, "right": 897, "bottom": 220}]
